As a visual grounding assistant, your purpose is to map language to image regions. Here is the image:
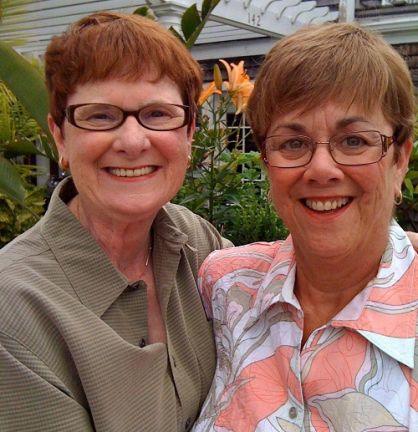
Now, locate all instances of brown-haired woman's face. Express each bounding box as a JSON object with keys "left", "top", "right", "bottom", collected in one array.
[
  {"left": 49, "top": 76, "right": 193, "bottom": 223},
  {"left": 265, "top": 101, "right": 411, "bottom": 260}
]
